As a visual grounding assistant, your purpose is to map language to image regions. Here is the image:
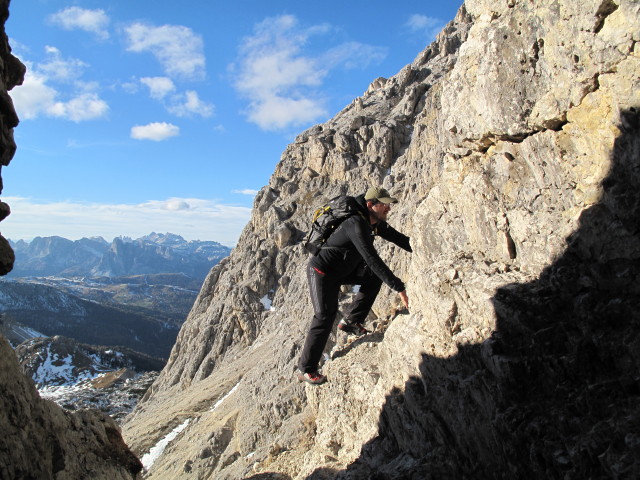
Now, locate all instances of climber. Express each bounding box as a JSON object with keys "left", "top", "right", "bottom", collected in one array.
[{"left": 297, "top": 187, "right": 412, "bottom": 385}]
